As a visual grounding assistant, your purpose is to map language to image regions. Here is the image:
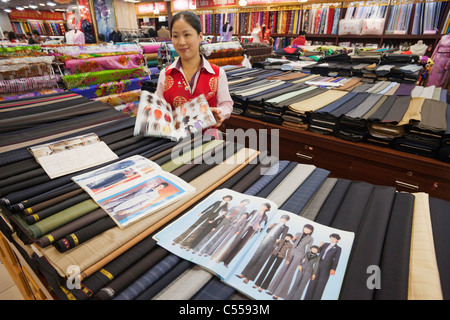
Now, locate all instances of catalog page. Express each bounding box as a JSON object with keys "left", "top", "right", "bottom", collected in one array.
[
  {"left": 154, "top": 188, "right": 354, "bottom": 300},
  {"left": 72, "top": 155, "right": 196, "bottom": 228},
  {"left": 28, "top": 133, "right": 118, "bottom": 179},
  {"left": 134, "top": 91, "right": 217, "bottom": 141}
]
